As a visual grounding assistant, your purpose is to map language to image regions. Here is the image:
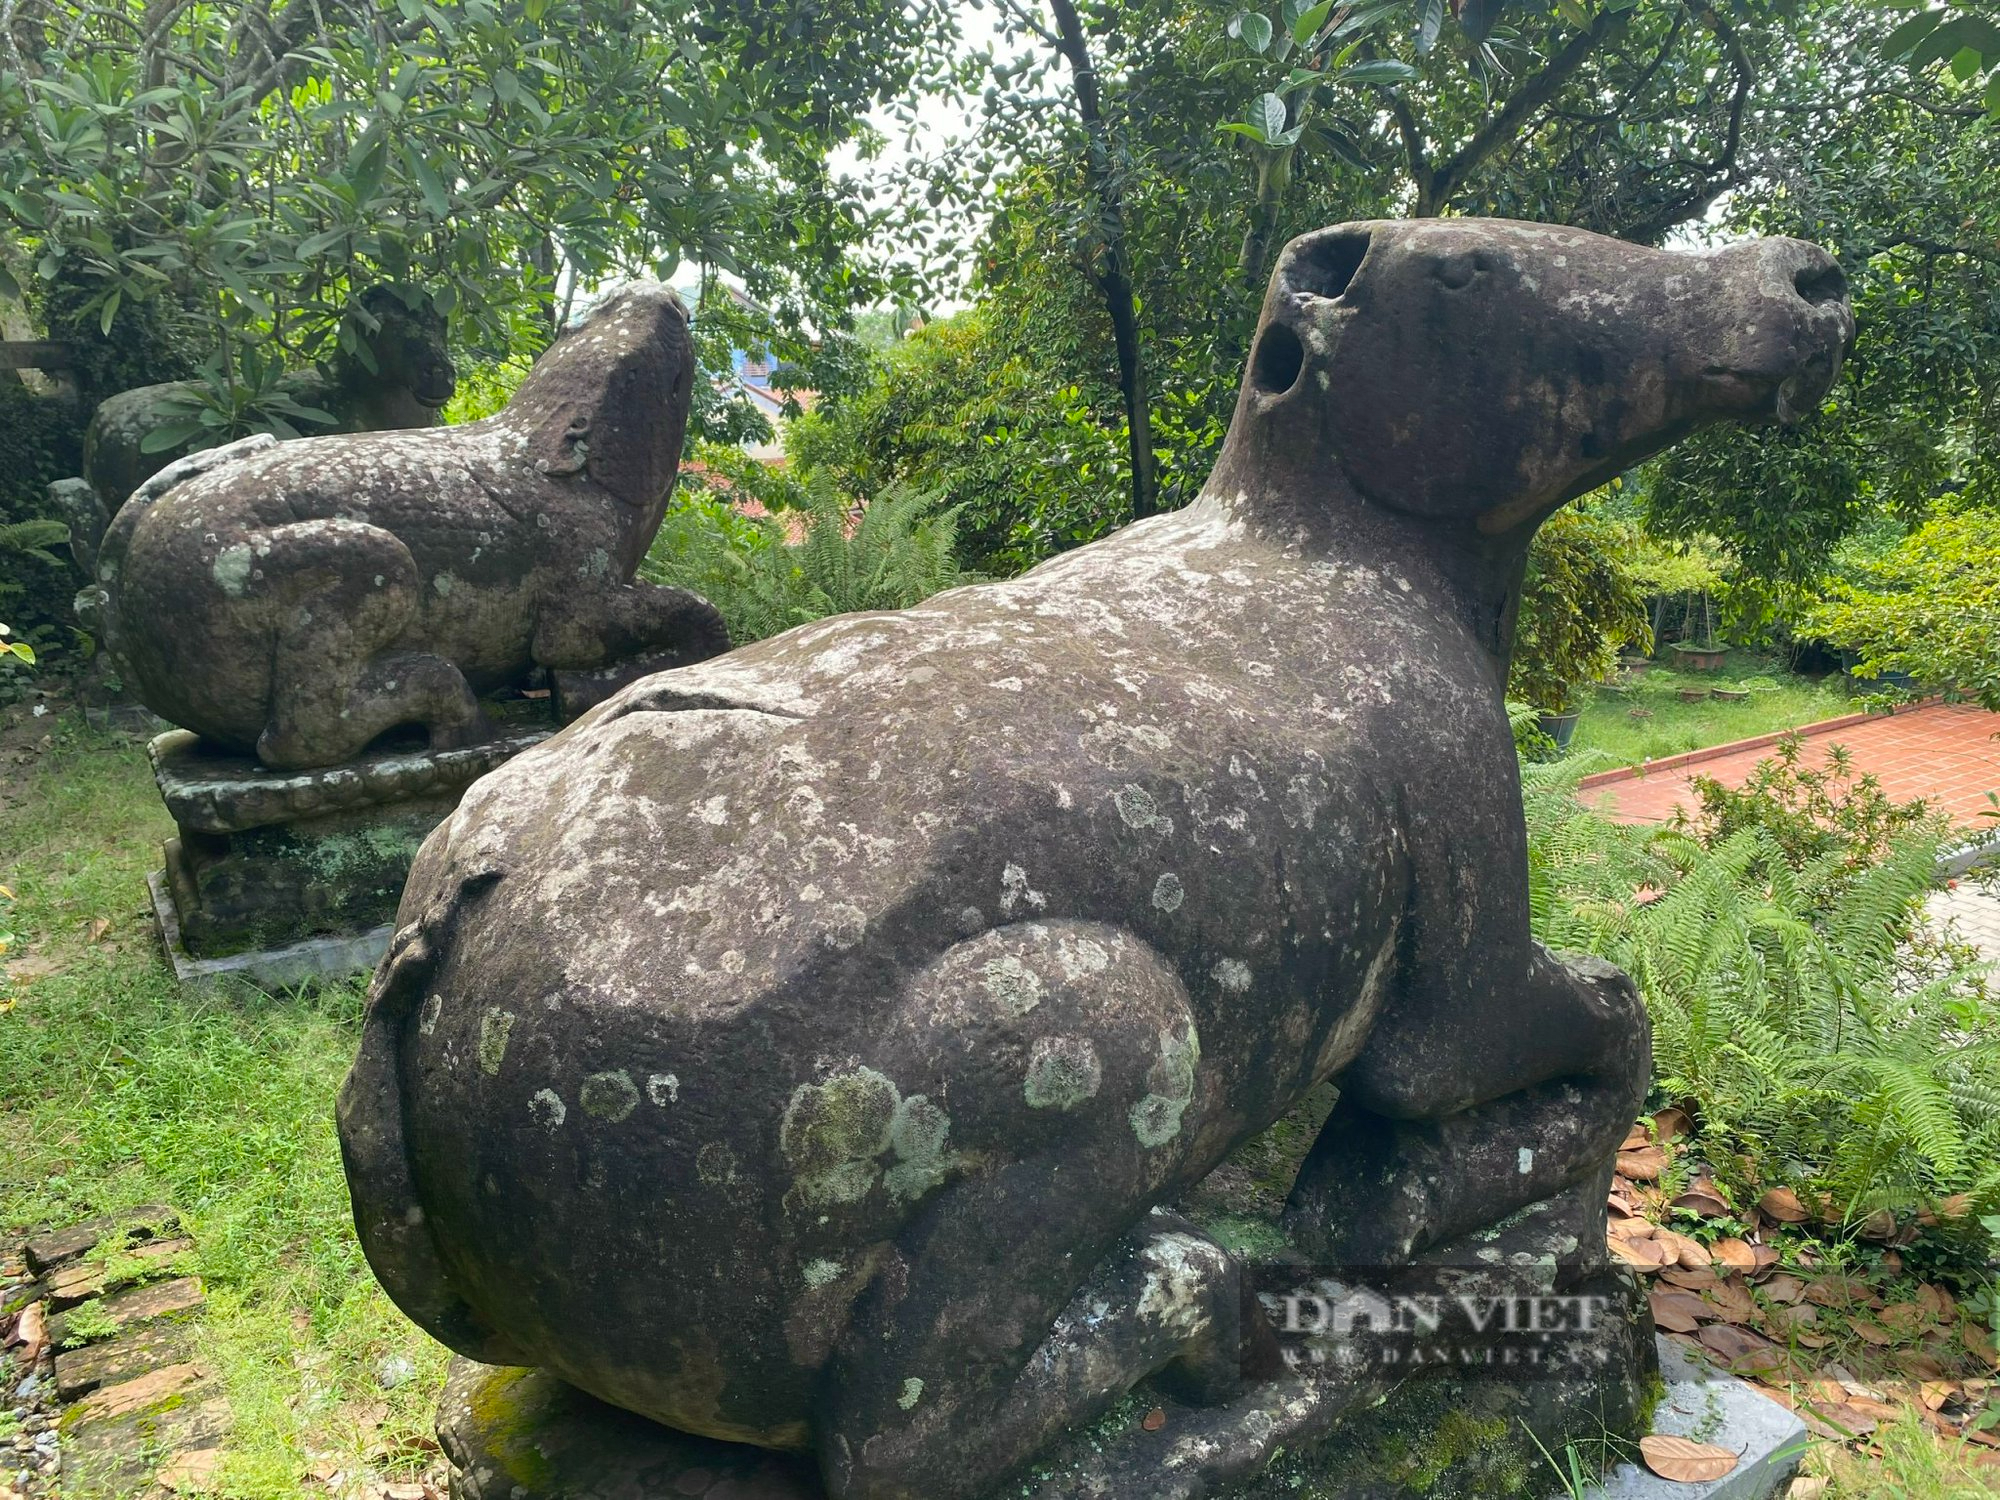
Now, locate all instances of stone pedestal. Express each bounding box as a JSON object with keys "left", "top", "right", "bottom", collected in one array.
[
  {"left": 434, "top": 1254, "right": 1665, "bottom": 1500},
  {"left": 147, "top": 722, "right": 551, "bottom": 987}
]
